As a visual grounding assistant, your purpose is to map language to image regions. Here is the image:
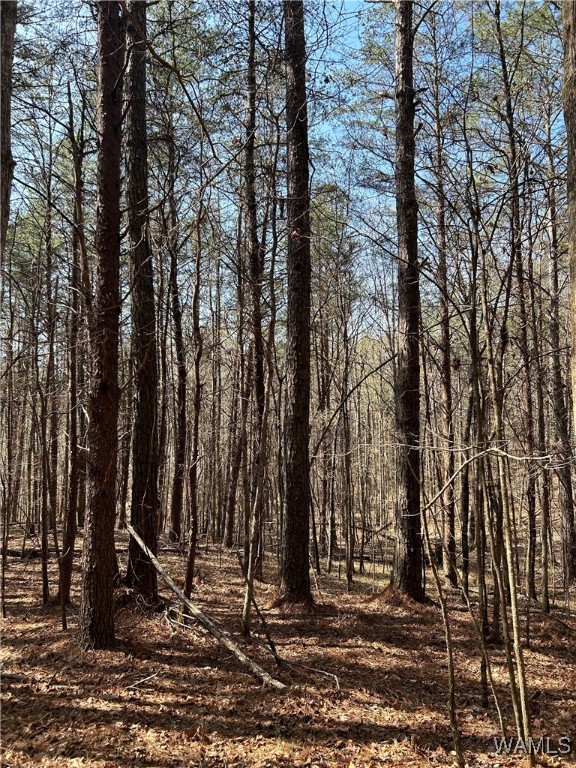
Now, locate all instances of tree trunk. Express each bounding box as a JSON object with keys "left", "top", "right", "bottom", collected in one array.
[
  {"left": 164, "top": 113, "right": 186, "bottom": 544},
  {"left": 59, "top": 84, "right": 86, "bottom": 606},
  {"left": 183, "top": 212, "right": 203, "bottom": 599},
  {"left": 125, "top": 0, "right": 159, "bottom": 602},
  {"left": 246, "top": 0, "right": 267, "bottom": 583},
  {"left": 566, "top": 2, "right": 576, "bottom": 426},
  {"left": 0, "top": 0, "right": 16, "bottom": 265},
  {"left": 556, "top": 14, "right": 576, "bottom": 581},
  {"left": 430, "top": 16, "right": 456, "bottom": 587},
  {"left": 224, "top": 212, "right": 247, "bottom": 549},
  {"left": 494, "top": 0, "right": 537, "bottom": 600},
  {"left": 391, "top": 0, "right": 424, "bottom": 602},
  {"left": 280, "top": 0, "right": 313, "bottom": 605},
  {"left": 79, "top": 0, "right": 124, "bottom": 650}
]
